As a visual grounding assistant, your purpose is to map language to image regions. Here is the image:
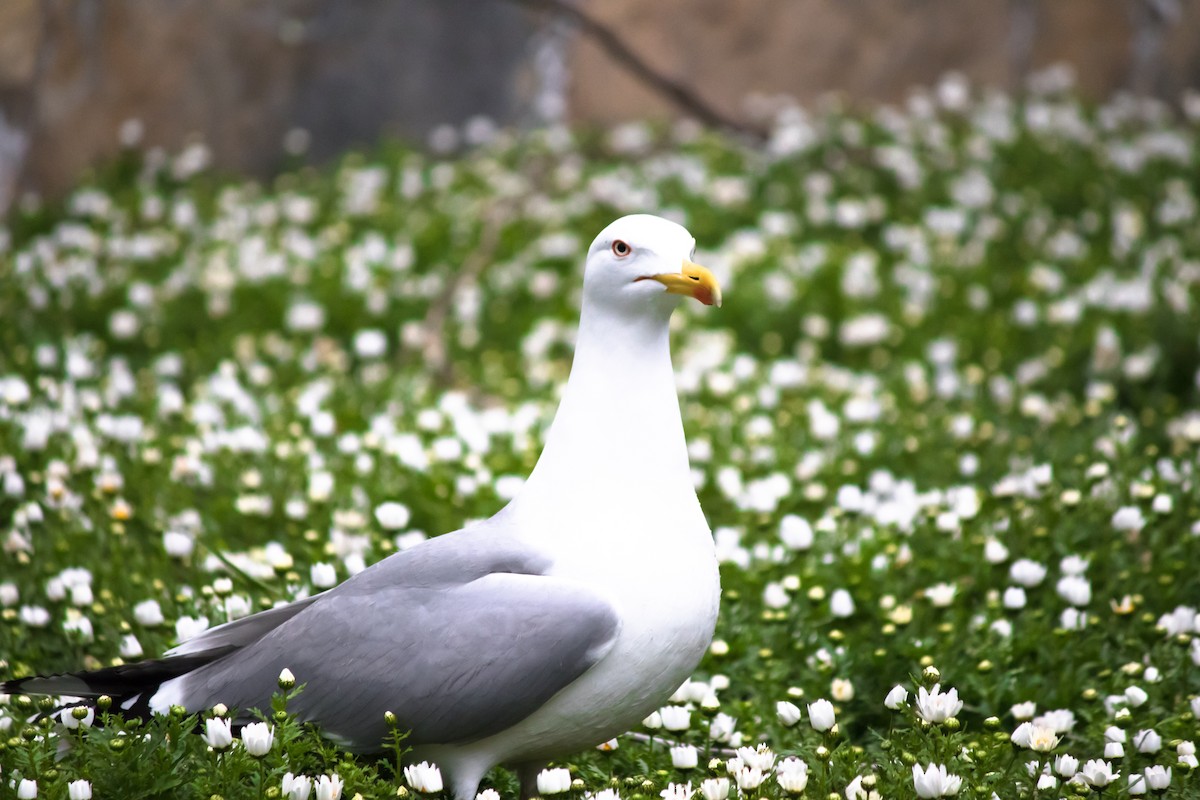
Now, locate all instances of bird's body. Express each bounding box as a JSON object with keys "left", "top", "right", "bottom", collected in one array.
[{"left": 3, "top": 214, "right": 722, "bottom": 799}]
